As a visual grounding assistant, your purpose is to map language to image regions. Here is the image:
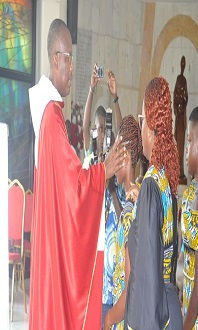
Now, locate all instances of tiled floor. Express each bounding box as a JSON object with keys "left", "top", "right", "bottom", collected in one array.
[
  {"left": 8, "top": 276, "right": 183, "bottom": 330},
  {"left": 9, "top": 278, "right": 29, "bottom": 330}
]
